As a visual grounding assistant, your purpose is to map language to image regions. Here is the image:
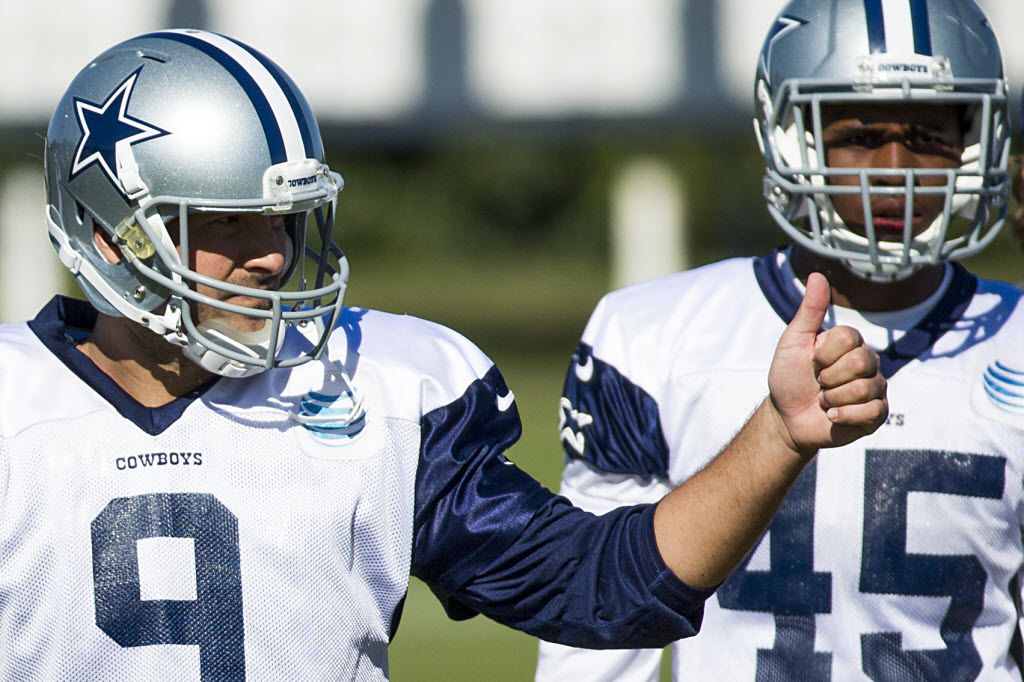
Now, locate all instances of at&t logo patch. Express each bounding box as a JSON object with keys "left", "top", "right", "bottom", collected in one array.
[{"left": 982, "top": 360, "right": 1024, "bottom": 413}]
